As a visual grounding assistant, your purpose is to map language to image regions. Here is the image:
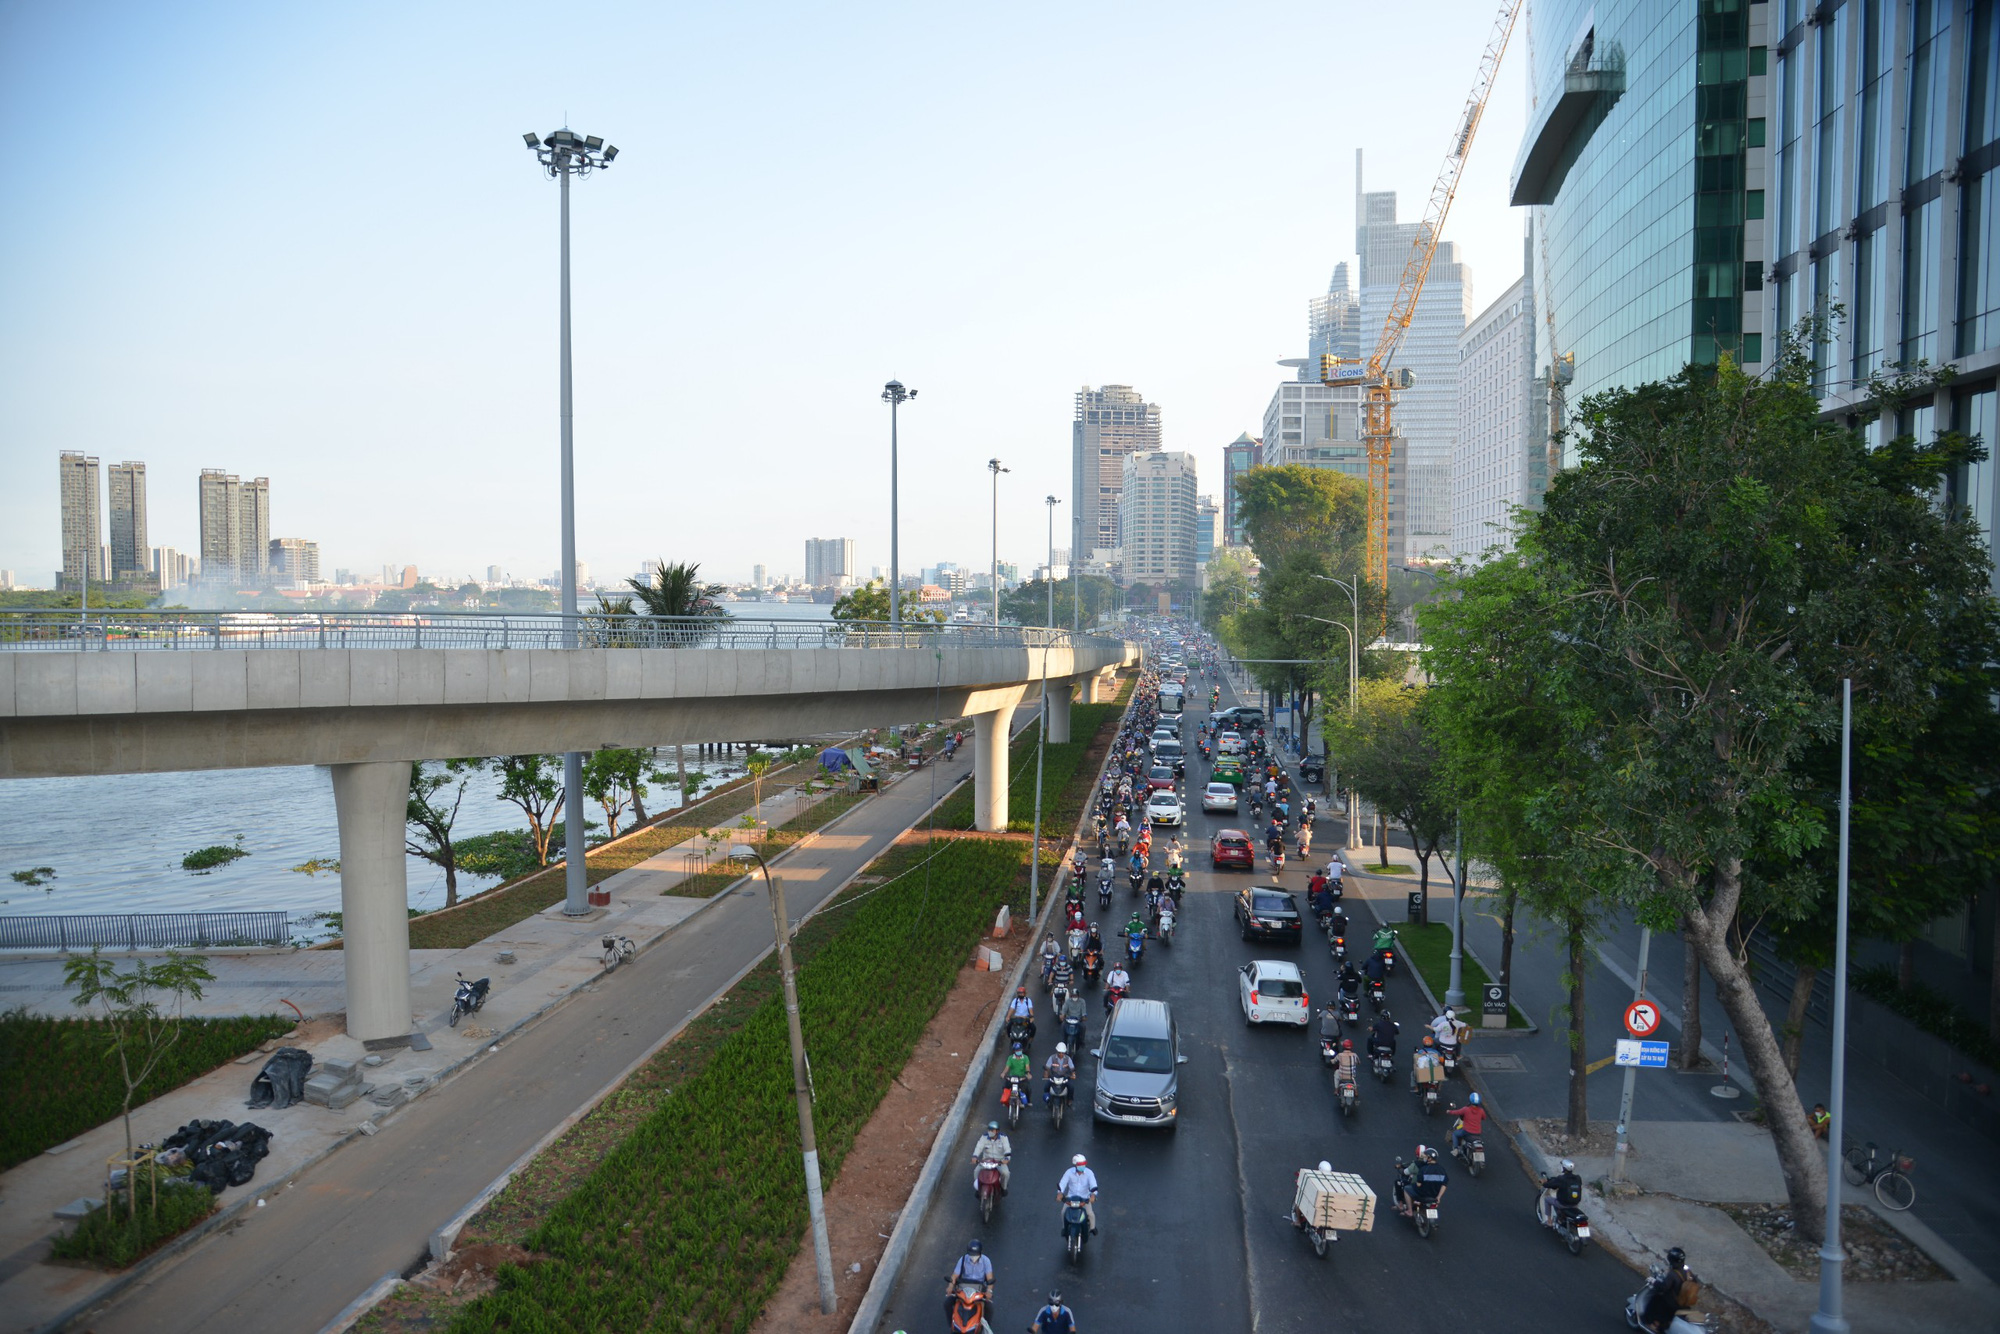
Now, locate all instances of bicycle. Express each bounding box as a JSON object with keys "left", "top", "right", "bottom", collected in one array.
[
  {"left": 601, "top": 934, "right": 636, "bottom": 971},
  {"left": 1841, "top": 1141, "right": 1916, "bottom": 1210}
]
